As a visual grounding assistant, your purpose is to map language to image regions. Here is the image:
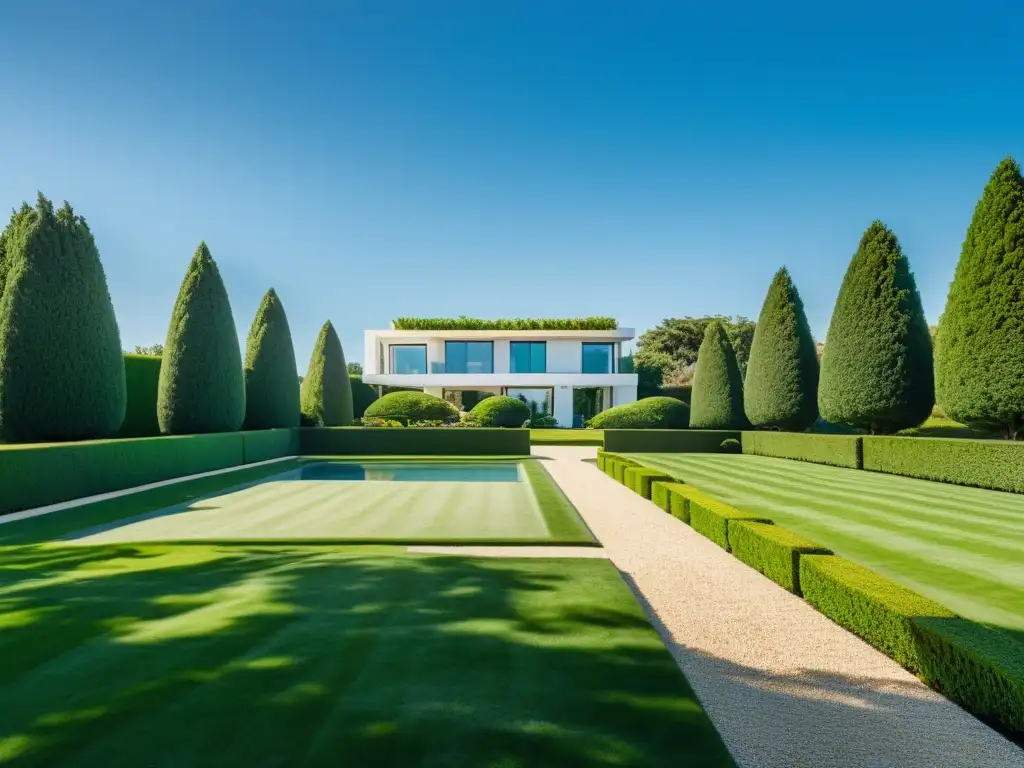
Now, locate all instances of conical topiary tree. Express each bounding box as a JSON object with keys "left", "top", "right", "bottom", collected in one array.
[
  {"left": 243, "top": 288, "right": 300, "bottom": 429},
  {"left": 689, "top": 320, "right": 748, "bottom": 429},
  {"left": 157, "top": 242, "right": 245, "bottom": 434},
  {"left": 0, "top": 194, "right": 126, "bottom": 442},
  {"left": 300, "top": 320, "right": 353, "bottom": 426},
  {"left": 819, "top": 221, "right": 933, "bottom": 433},
  {"left": 744, "top": 267, "right": 819, "bottom": 430},
  {"left": 937, "top": 157, "right": 1024, "bottom": 438}
]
